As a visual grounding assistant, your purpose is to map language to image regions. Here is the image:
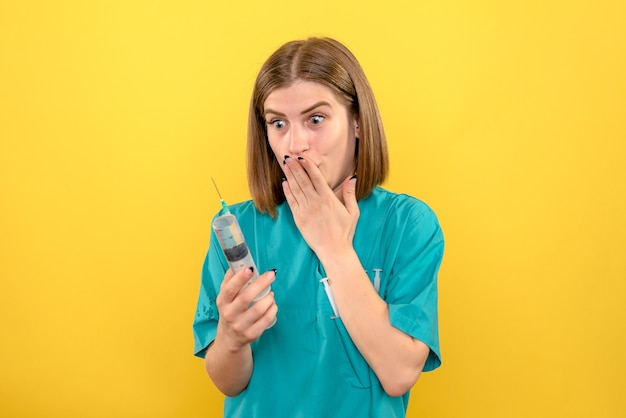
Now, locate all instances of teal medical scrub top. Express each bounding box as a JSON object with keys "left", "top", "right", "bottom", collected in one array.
[{"left": 193, "top": 187, "right": 444, "bottom": 418}]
